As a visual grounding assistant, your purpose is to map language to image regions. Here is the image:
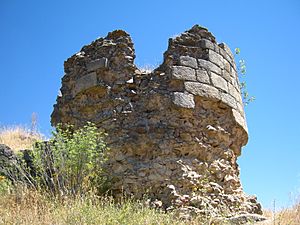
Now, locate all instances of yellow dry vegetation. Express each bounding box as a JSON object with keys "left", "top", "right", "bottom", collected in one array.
[
  {"left": 260, "top": 202, "right": 300, "bottom": 225},
  {"left": 0, "top": 125, "right": 44, "bottom": 151}
]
